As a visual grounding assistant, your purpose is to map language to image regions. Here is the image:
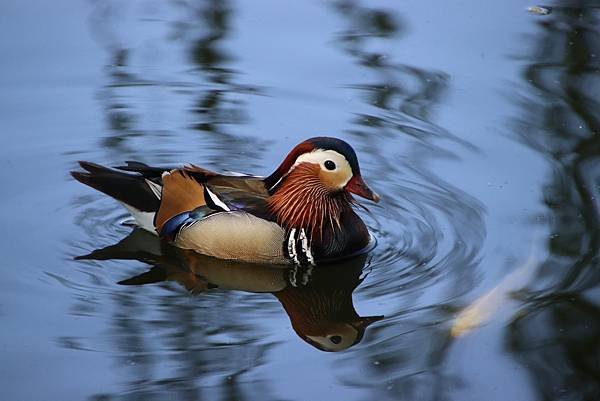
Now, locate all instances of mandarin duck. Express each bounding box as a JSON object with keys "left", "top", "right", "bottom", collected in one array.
[
  {"left": 72, "top": 137, "right": 379, "bottom": 265},
  {"left": 78, "top": 227, "right": 383, "bottom": 352}
]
